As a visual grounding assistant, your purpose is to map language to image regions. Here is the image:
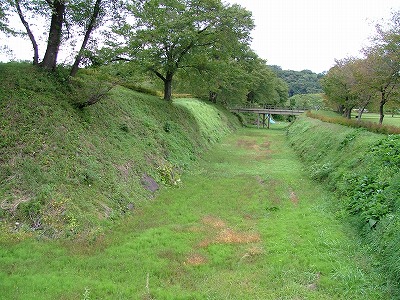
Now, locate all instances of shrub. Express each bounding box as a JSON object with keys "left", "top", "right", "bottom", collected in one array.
[{"left": 157, "top": 162, "right": 181, "bottom": 186}]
